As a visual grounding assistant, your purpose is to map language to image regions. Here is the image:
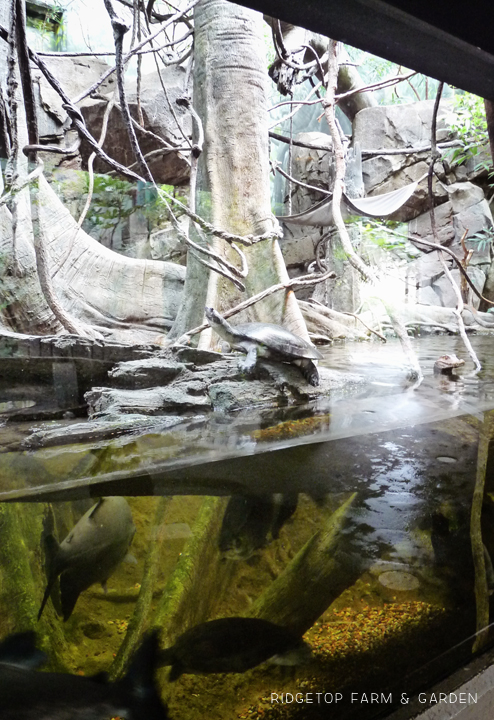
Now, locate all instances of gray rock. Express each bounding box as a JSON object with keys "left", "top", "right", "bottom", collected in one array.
[
  {"left": 171, "top": 347, "right": 226, "bottom": 365},
  {"left": 453, "top": 201, "right": 494, "bottom": 263},
  {"left": 33, "top": 56, "right": 117, "bottom": 140},
  {"left": 446, "top": 181, "right": 485, "bottom": 212},
  {"left": 409, "top": 201, "right": 455, "bottom": 248},
  {"left": 86, "top": 385, "right": 212, "bottom": 417},
  {"left": 79, "top": 67, "right": 191, "bottom": 185},
  {"left": 408, "top": 179, "right": 494, "bottom": 307},
  {"left": 355, "top": 100, "right": 454, "bottom": 220},
  {"left": 354, "top": 99, "right": 452, "bottom": 150},
  {"left": 23, "top": 414, "right": 188, "bottom": 449},
  {"left": 433, "top": 267, "right": 486, "bottom": 307},
  {"left": 208, "top": 381, "right": 282, "bottom": 412},
  {"left": 109, "top": 358, "right": 185, "bottom": 388}
]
